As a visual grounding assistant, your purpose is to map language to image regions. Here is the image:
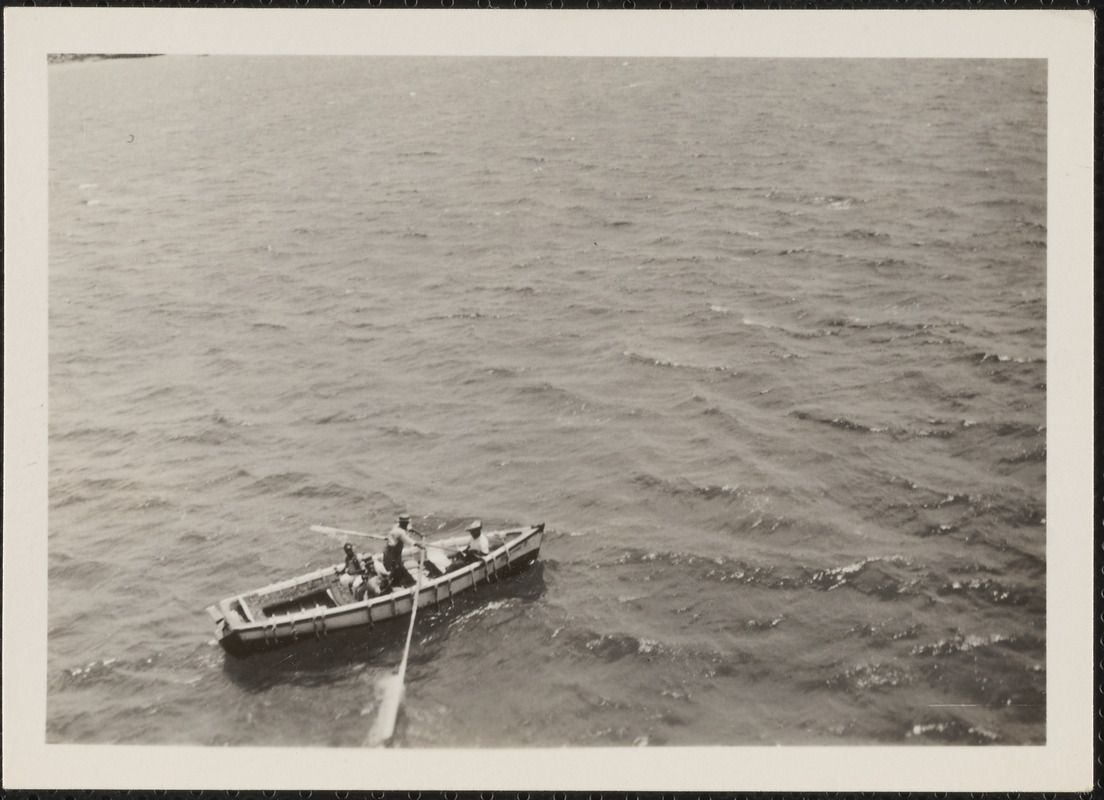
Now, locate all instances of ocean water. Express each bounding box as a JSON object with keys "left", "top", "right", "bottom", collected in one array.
[{"left": 47, "top": 55, "right": 1046, "bottom": 747}]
